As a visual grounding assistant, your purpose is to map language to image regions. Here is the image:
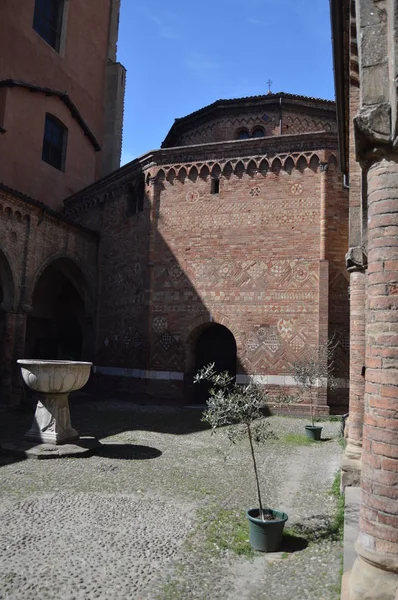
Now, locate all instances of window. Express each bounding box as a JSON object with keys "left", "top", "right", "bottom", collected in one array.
[
  {"left": 126, "top": 176, "right": 145, "bottom": 216},
  {"left": 33, "top": 0, "right": 65, "bottom": 51},
  {"left": 42, "top": 114, "right": 68, "bottom": 171},
  {"left": 236, "top": 128, "right": 250, "bottom": 140},
  {"left": 252, "top": 127, "right": 265, "bottom": 138},
  {"left": 211, "top": 178, "right": 220, "bottom": 194}
]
